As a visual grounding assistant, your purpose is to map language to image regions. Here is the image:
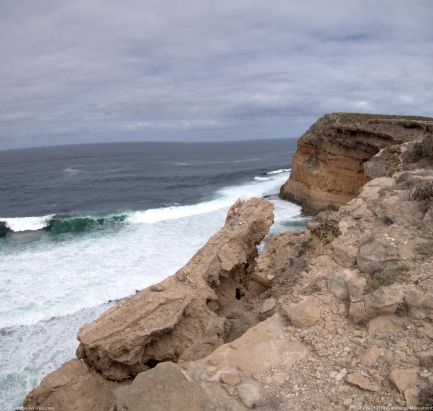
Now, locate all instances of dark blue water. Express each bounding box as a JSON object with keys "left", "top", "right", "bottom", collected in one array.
[{"left": 0, "top": 139, "right": 296, "bottom": 218}]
